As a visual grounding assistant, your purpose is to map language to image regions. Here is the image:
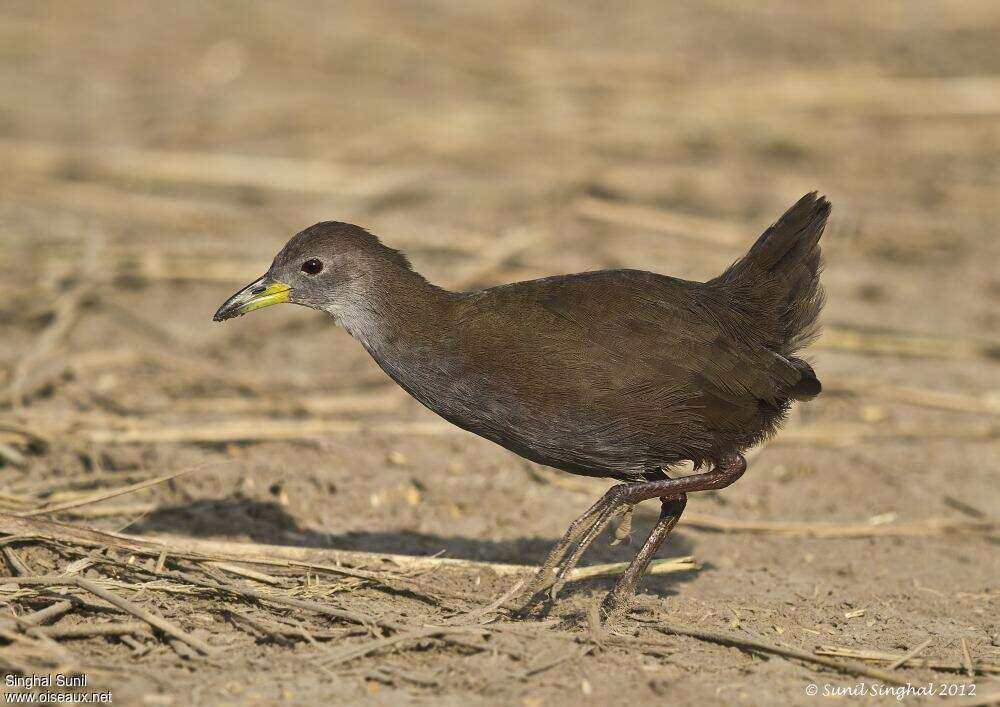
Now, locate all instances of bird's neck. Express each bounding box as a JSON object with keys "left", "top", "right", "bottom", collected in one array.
[{"left": 331, "top": 268, "right": 458, "bottom": 354}]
